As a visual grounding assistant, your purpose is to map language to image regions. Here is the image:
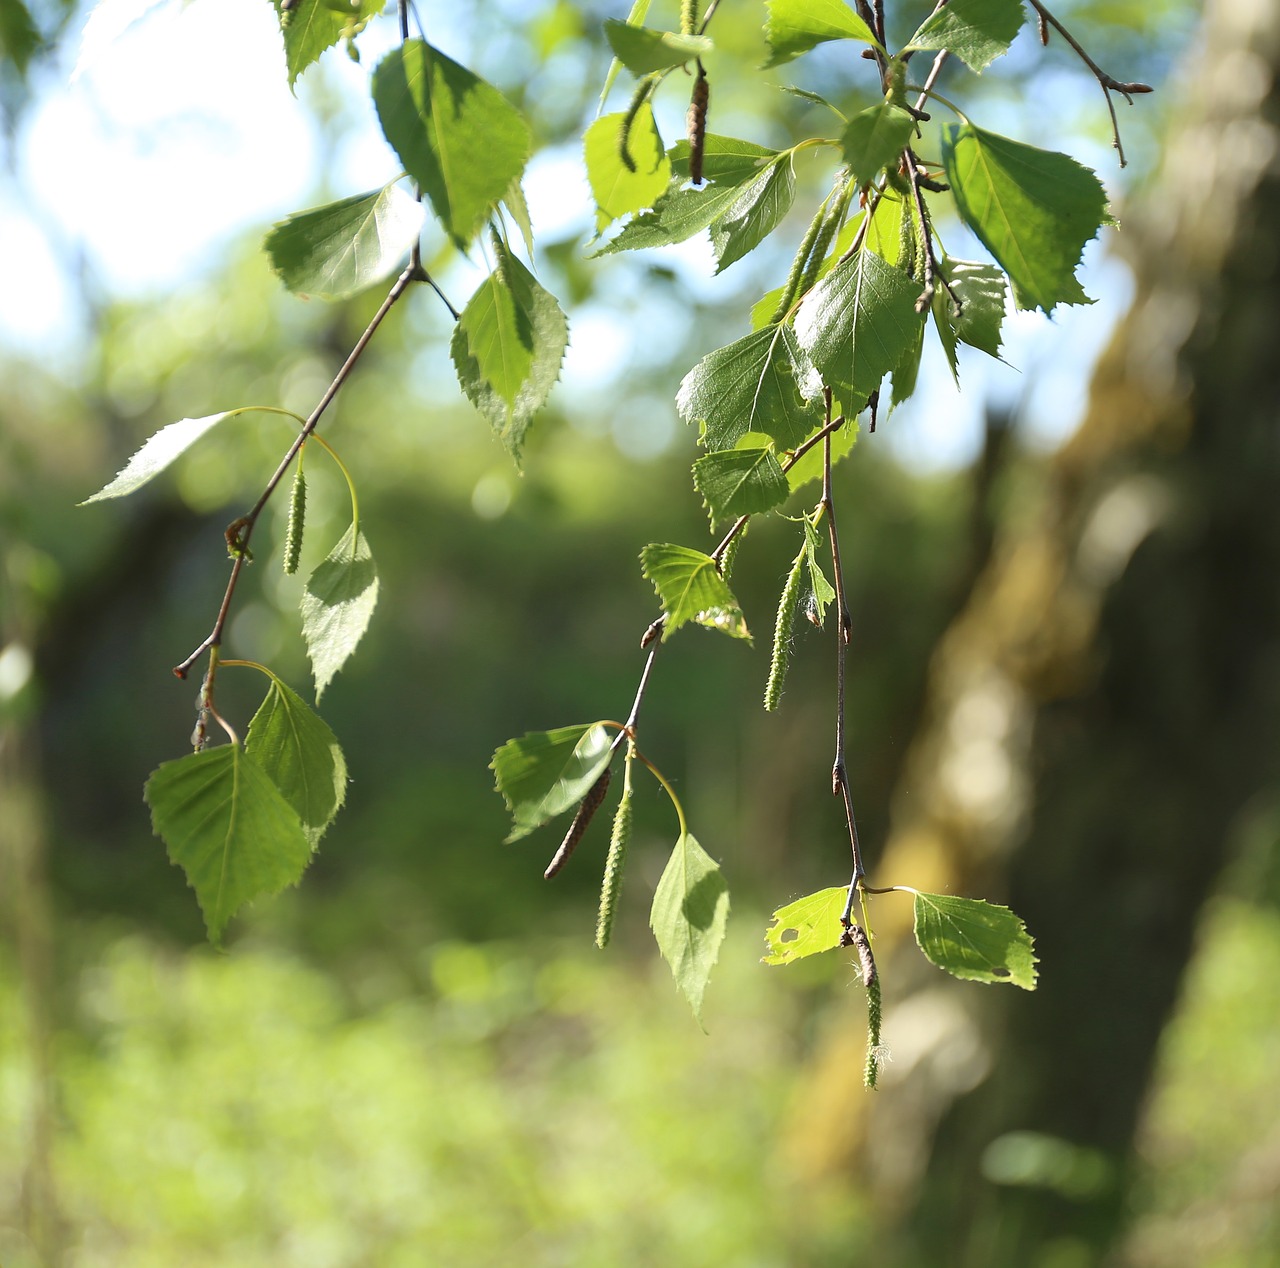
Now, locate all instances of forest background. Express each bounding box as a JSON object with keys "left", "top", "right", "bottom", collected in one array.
[{"left": 2, "top": 0, "right": 1279, "bottom": 1264}]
